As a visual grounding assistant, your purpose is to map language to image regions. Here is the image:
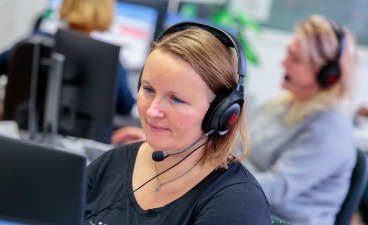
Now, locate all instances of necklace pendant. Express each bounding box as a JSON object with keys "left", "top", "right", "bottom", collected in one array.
[{"left": 155, "top": 184, "right": 161, "bottom": 192}]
